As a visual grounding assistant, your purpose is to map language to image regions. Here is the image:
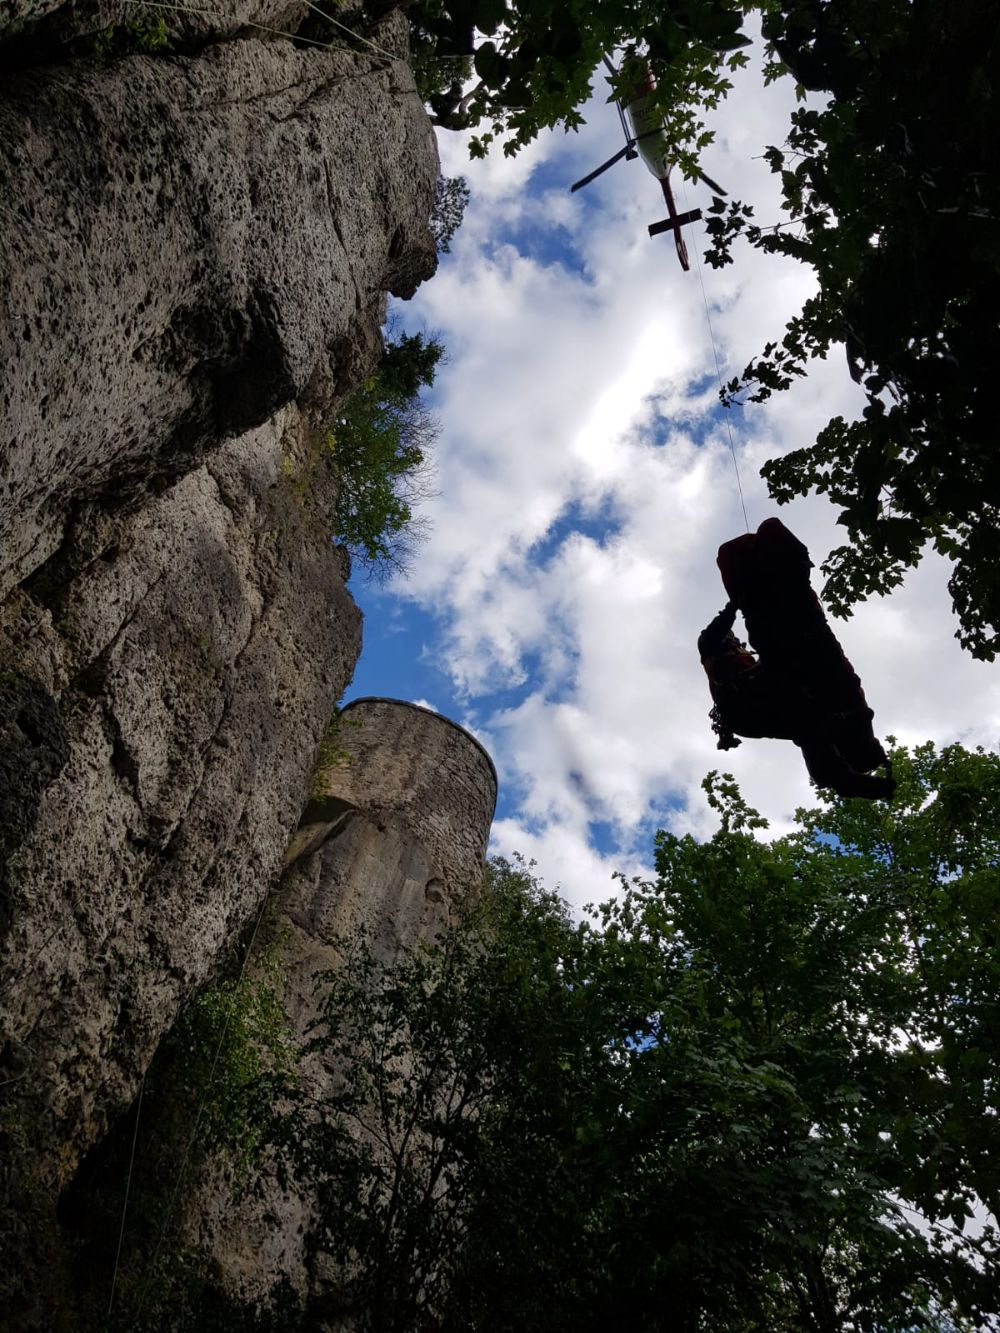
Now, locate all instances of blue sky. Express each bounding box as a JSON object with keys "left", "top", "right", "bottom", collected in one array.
[{"left": 343, "top": 53, "right": 1000, "bottom": 911}]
